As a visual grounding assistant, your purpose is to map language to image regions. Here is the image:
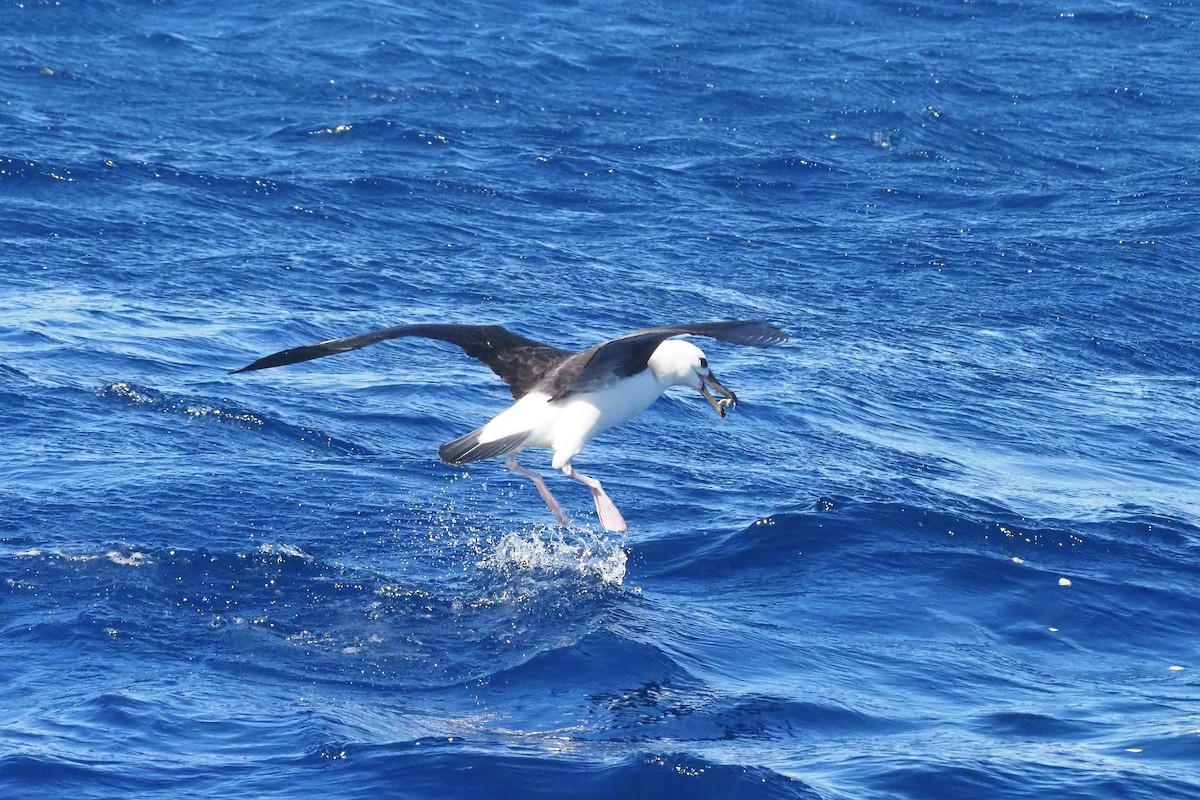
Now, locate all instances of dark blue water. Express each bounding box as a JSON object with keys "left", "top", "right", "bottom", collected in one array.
[{"left": 3, "top": 1, "right": 1199, "bottom": 797}]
